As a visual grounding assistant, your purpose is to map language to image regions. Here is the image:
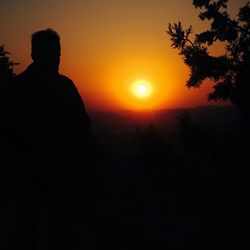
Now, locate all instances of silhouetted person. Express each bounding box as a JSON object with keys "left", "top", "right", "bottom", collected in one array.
[{"left": 1, "top": 28, "right": 91, "bottom": 249}]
